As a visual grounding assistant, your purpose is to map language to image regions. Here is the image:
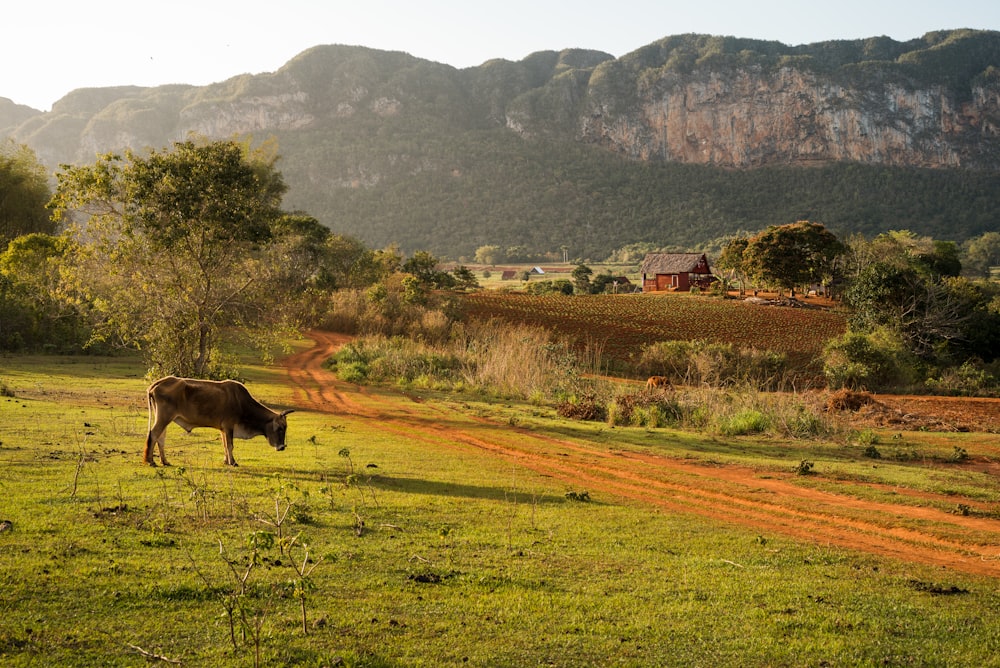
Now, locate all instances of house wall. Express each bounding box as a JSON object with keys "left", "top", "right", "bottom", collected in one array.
[{"left": 643, "top": 273, "right": 691, "bottom": 292}]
